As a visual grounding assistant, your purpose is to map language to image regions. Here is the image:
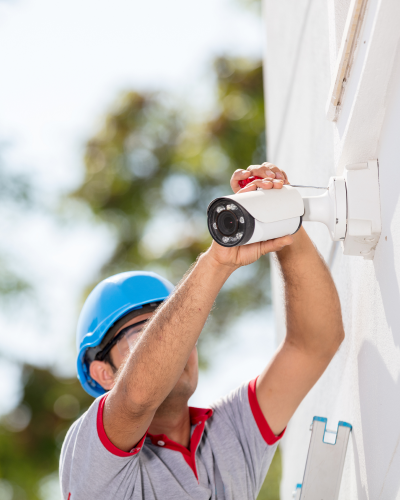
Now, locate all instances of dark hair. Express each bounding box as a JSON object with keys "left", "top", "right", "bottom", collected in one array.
[{"left": 101, "top": 349, "right": 117, "bottom": 373}]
